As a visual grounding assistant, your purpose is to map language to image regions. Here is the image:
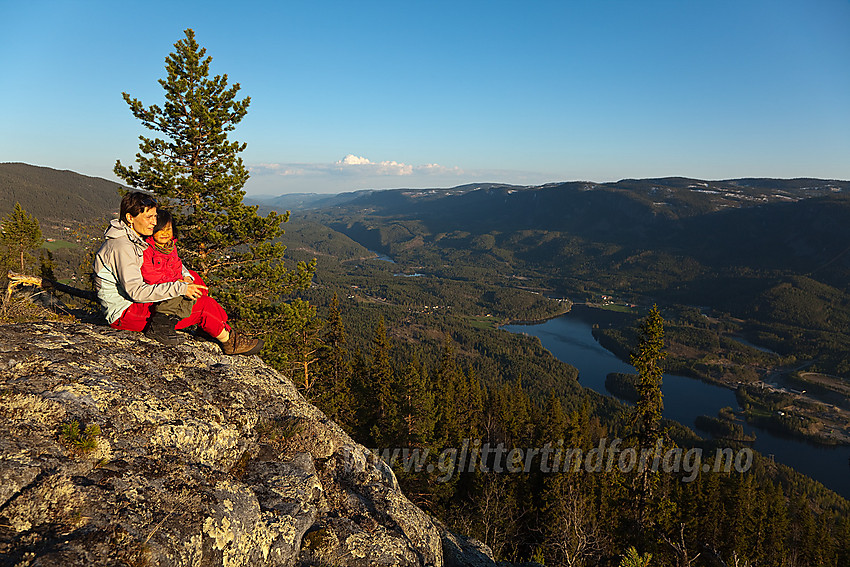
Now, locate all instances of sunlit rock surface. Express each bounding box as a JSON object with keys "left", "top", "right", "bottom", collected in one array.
[{"left": 0, "top": 321, "right": 495, "bottom": 566}]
